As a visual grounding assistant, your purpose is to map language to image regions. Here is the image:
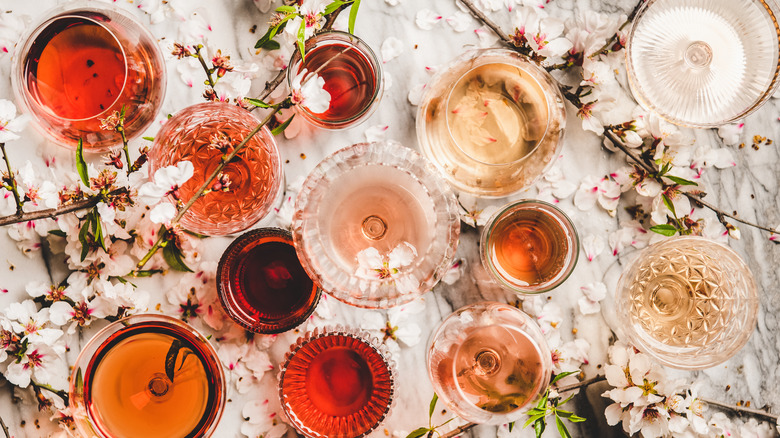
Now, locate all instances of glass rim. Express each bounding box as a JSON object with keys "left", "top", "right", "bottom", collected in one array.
[
  {"left": 615, "top": 235, "right": 759, "bottom": 370},
  {"left": 278, "top": 325, "right": 397, "bottom": 438},
  {"left": 14, "top": 10, "right": 130, "bottom": 122},
  {"left": 625, "top": 0, "right": 780, "bottom": 128},
  {"left": 442, "top": 49, "right": 551, "bottom": 167},
  {"left": 292, "top": 140, "right": 460, "bottom": 309},
  {"left": 216, "top": 227, "right": 322, "bottom": 334},
  {"left": 426, "top": 302, "right": 553, "bottom": 424},
  {"left": 68, "top": 313, "right": 226, "bottom": 438},
  {"left": 286, "top": 30, "right": 383, "bottom": 128},
  {"left": 480, "top": 199, "right": 579, "bottom": 294}
]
